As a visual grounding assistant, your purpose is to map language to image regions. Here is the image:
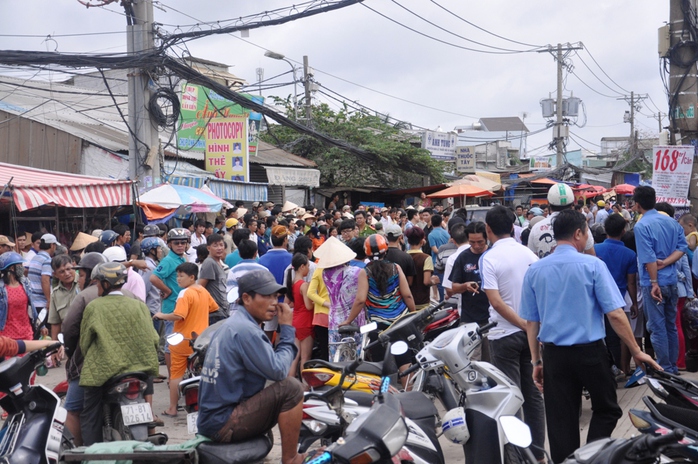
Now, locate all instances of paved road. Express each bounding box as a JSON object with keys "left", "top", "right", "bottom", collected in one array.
[{"left": 40, "top": 361, "right": 698, "bottom": 462}]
